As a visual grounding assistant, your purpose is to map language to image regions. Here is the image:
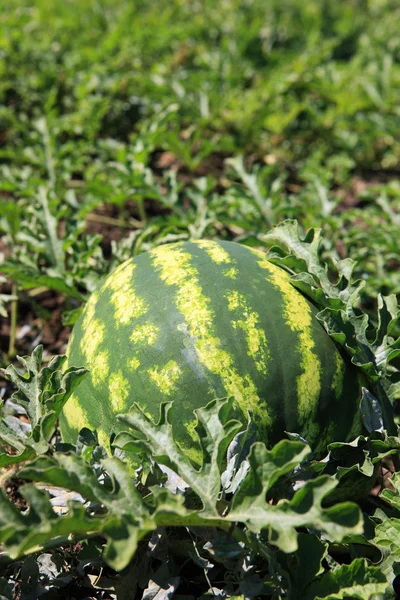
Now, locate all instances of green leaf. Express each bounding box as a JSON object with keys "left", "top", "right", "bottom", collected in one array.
[
  {"left": 18, "top": 452, "right": 155, "bottom": 570},
  {"left": 0, "top": 265, "right": 85, "bottom": 300},
  {"left": 0, "top": 346, "right": 87, "bottom": 465},
  {"left": 304, "top": 558, "right": 388, "bottom": 599},
  {"left": 361, "top": 388, "right": 385, "bottom": 433},
  {"left": 263, "top": 220, "right": 364, "bottom": 305},
  {"left": 221, "top": 415, "right": 257, "bottom": 494},
  {"left": 116, "top": 398, "right": 243, "bottom": 515},
  {"left": 374, "top": 517, "right": 400, "bottom": 552},
  {"left": 0, "top": 400, "right": 369, "bottom": 573},
  {"left": 379, "top": 473, "right": 400, "bottom": 516},
  {"left": 283, "top": 533, "right": 328, "bottom": 600},
  {"left": 232, "top": 473, "right": 363, "bottom": 552},
  {"left": 229, "top": 440, "right": 310, "bottom": 517},
  {"left": 0, "top": 579, "right": 13, "bottom": 600},
  {"left": 37, "top": 187, "right": 65, "bottom": 273},
  {"left": 0, "top": 484, "right": 103, "bottom": 560},
  {"left": 20, "top": 453, "right": 147, "bottom": 518},
  {"left": 310, "top": 428, "right": 400, "bottom": 503},
  {"left": 116, "top": 399, "right": 364, "bottom": 553}
]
